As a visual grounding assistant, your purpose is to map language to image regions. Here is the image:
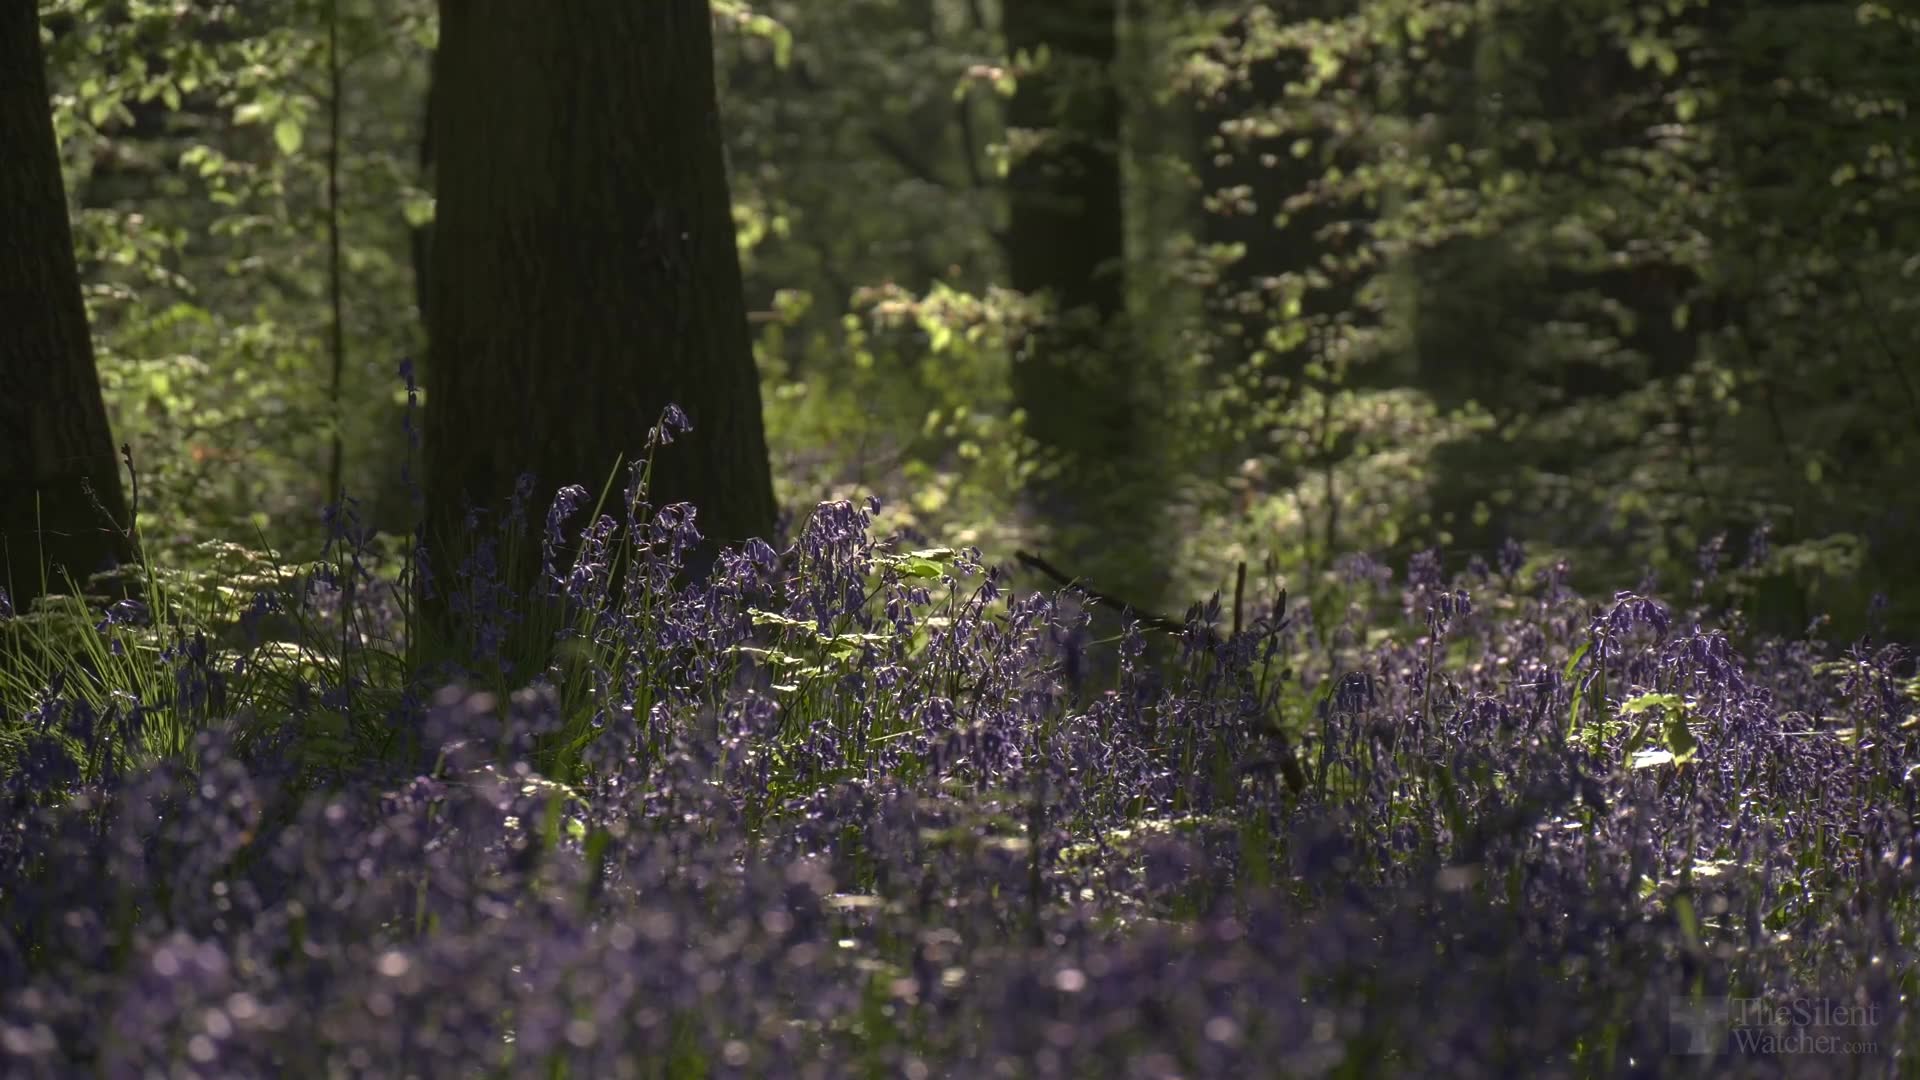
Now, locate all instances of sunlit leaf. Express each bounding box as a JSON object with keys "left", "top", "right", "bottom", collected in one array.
[{"left": 273, "top": 118, "right": 303, "bottom": 155}]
